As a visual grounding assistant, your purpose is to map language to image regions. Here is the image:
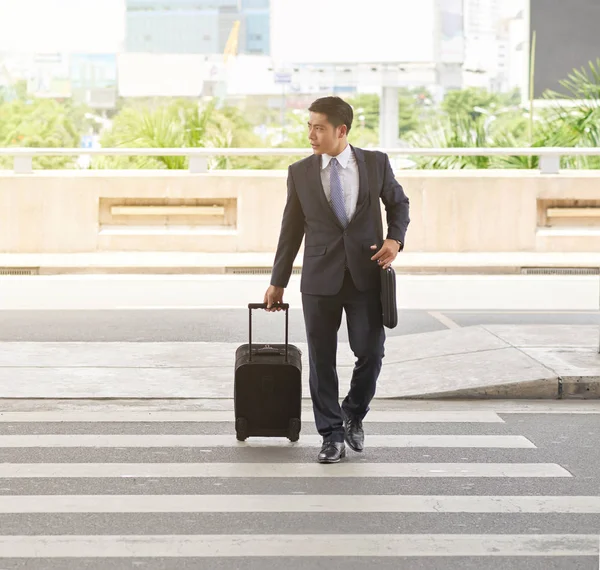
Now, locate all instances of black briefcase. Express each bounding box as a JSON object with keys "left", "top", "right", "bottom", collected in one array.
[
  {"left": 380, "top": 266, "right": 398, "bottom": 329},
  {"left": 364, "top": 152, "right": 399, "bottom": 330},
  {"left": 234, "top": 303, "right": 302, "bottom": 442}
]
